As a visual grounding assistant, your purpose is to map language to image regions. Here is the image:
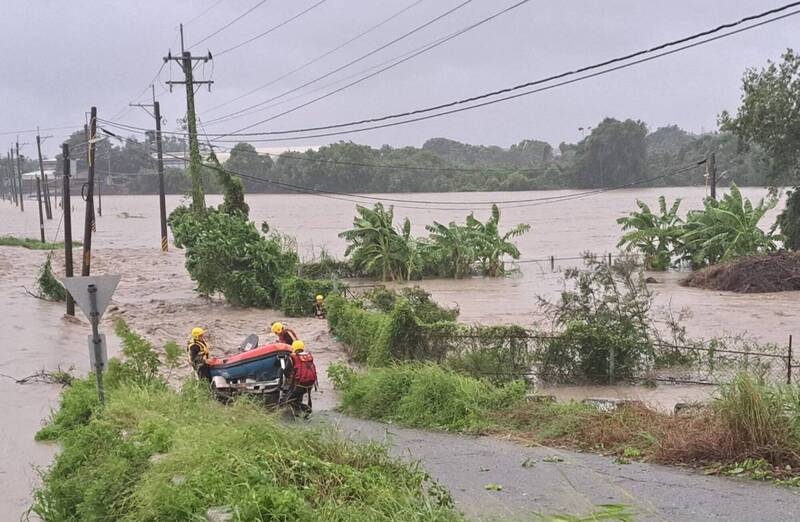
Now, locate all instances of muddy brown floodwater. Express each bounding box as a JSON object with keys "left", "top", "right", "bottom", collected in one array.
[{"left": 1, "top": 187, "right": 797, "bottom": 518}]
